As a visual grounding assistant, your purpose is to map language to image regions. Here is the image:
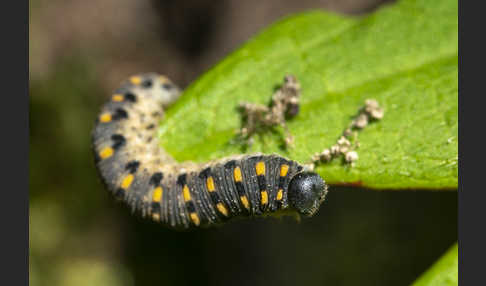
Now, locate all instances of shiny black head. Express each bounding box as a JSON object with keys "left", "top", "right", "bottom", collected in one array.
[{"left": 287, "top": 171, "right": 328, "bottom": 216}]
